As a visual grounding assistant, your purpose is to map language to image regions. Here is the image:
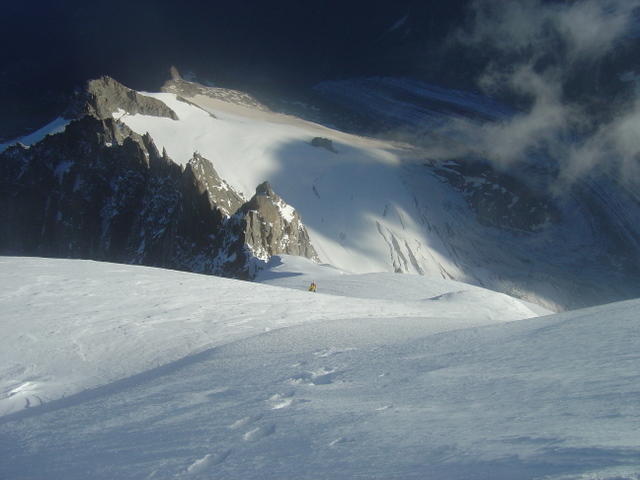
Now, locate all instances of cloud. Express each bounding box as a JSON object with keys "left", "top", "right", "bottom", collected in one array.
[
  {"left": 455, "top": 0, "right": 637, "bottom": 67},
  {"left": 555, "top": 0, "right": 634, "bottom": 60},
  {"left": 447, "top": 0, "right": 640, "bottom": 186},
  {"left": 564, "top": 97, "right": 640, "bottom": 182}
]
